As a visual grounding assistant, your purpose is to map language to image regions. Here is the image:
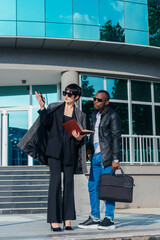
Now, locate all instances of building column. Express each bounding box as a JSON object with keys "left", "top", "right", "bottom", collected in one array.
[{"left": 61, "top": 71, "right": 79, "bottom": 99}]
